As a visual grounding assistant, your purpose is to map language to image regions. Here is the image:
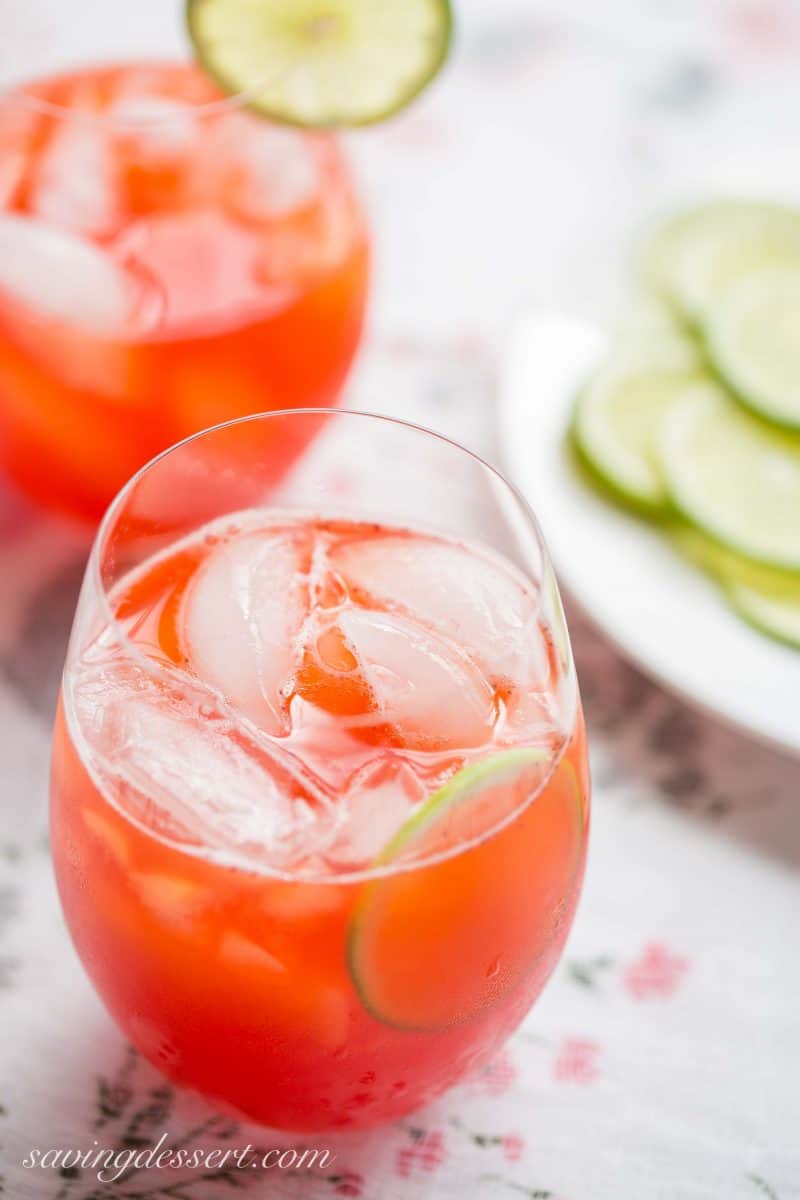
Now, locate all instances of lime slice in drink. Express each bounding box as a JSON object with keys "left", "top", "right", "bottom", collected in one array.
[
  {"left": 645, "top": 200, "right": 800, "bottom": 323},
  {"left": 705, "top": 267, "right": 800, "bottom": 430},
  {"left": 571, "top": 332, "right": 701, "bottom": 514},
  {"left": 659, "top": 381, "right": 800, "bottom": 570},
  {"left": 347, "top": 748, "right": 584, "bottom": 1030},
  {"left": 186, "top": 0, "right": 453, "bottom": 127}
]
